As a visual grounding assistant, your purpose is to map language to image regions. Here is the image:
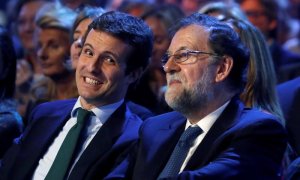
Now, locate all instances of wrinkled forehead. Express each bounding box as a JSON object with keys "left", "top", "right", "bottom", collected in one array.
[{"left": 169, "top": 24, "right": 211, "bottom": 52}]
